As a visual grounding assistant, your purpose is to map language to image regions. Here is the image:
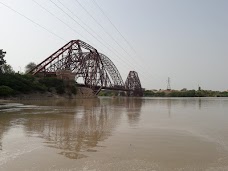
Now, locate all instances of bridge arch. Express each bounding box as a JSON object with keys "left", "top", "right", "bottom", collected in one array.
[
  {"left": 28, "top": 40, "right": 143, "bottom": 96},
  {"left": 125, "top": 71, "right": 143, "bottom": 97}
]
